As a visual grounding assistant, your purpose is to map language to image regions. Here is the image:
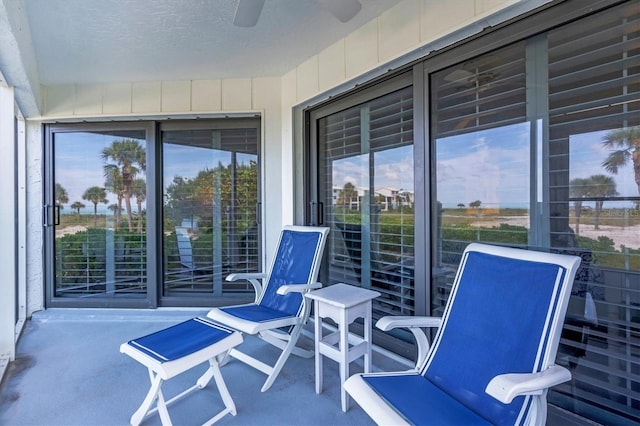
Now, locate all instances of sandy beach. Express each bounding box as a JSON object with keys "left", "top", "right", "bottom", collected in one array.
[
  {"left": 55, "top": 225, "right": 88, "bottom": 238},
  {"left": 481, "top": 216, "right": 639, "bottom": 250}
]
